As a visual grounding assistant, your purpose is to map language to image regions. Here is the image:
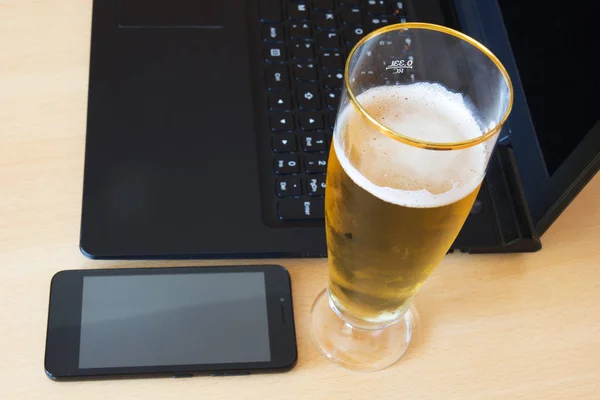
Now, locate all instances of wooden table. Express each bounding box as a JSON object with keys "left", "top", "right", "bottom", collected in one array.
[{"left": 2, "top": 1, "right": 600, "bottom": 398}]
